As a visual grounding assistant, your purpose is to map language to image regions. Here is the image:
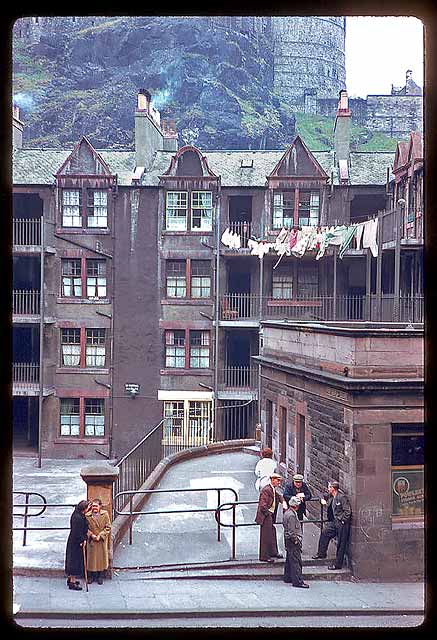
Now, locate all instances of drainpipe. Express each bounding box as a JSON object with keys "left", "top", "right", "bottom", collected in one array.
[
  {"left": 394, "top": 199, "right": 405, "bottom": 321},
  {"left": 108, "top": 185, "right": 117, "bottom": 459},
  {"left": 376, "top": 209, "right": 383, "bottom": 320},
  {"left": 257, "top": 255, "right": 264, "bottom": 425},
  {"left": 213, "top": 192, "right": 221, "bottom": 441},
  {"left": 37, "top": 217, "right": 45, "bottom": 468},
  {"left": 333, "top": 246, "right": 337, "bottom": 320}
]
